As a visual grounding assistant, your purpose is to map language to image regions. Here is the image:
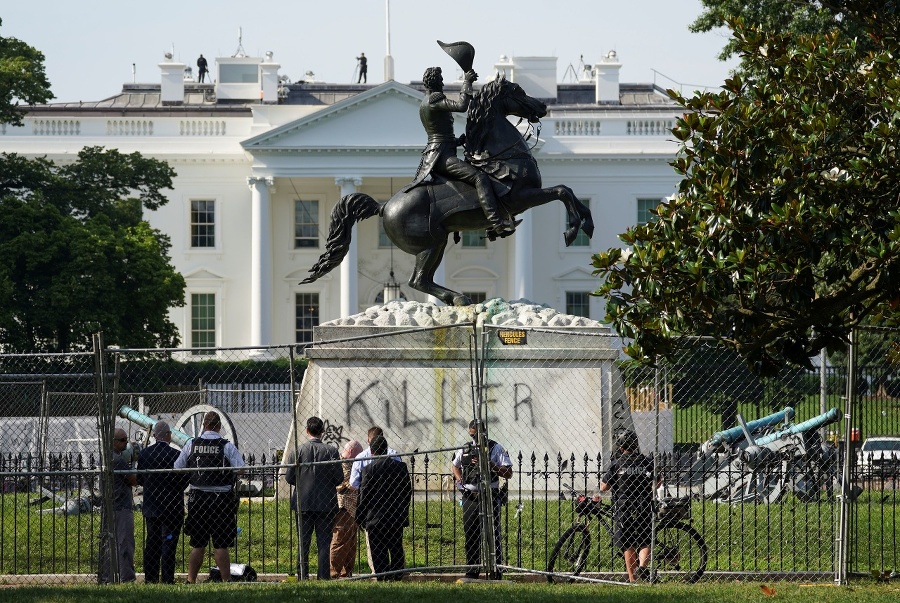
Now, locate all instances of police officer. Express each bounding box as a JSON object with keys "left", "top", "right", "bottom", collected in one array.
[
  {"left": 598, "top": 429, "right": 654, "bottom": 582},
  {"left": 174, "top": 411, "right": 244, "bottom": 583},
  {"left": 197, "top": 54, "right": 209, "bottom": 83},
  {"left": 451, "top": 420, "right": 512, "bottom": 580}
]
